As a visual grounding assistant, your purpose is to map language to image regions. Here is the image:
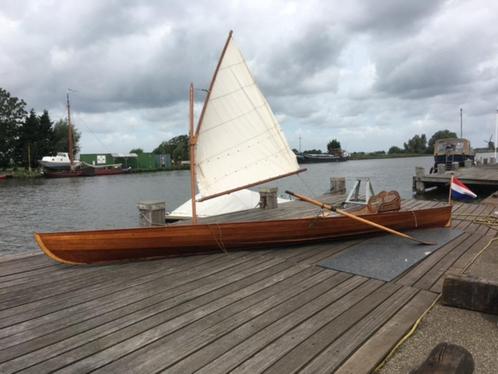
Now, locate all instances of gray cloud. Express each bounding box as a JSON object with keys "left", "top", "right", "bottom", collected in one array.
[
  {"left": 1, "top": 0, "right": 498, "bottom": 153},
  {"left": 349, "top": 0, "right": 446, "bottom": 35}
]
